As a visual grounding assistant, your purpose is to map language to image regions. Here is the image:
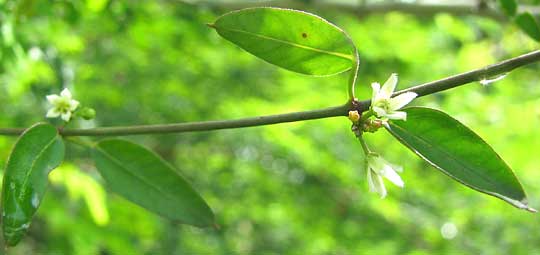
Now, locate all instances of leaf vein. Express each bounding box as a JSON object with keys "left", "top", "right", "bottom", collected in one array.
[
  {"left": 389, "top": 123, "right": 512, "bottom": 196},
  {"left": 95, "top": 146, "right": 200, "bottom": 221},
  {"left": 18, "top": 133, "right": 59, "bottom": 201},
  {"left": 217, "top": 26, "right": 355, "bottom": 61}
]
